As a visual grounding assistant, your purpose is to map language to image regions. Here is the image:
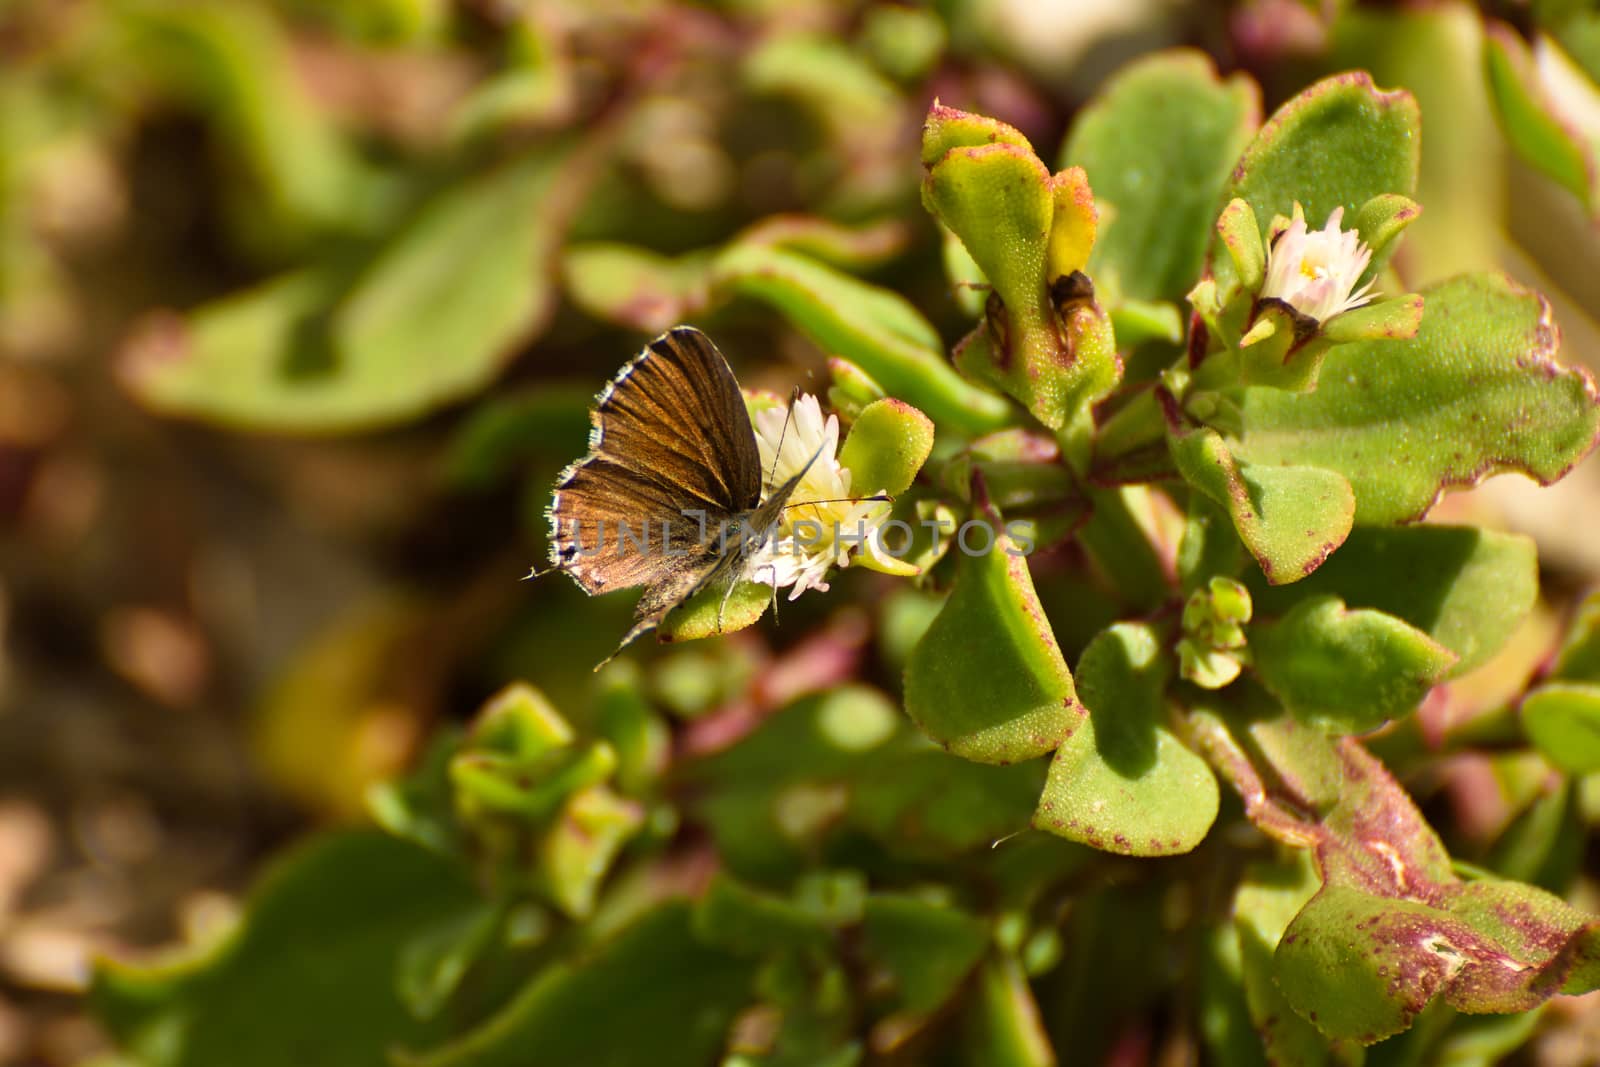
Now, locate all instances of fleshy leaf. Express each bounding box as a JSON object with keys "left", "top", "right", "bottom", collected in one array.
[
  {"left": 838, "top": 397, "right": 935, "bottom": 496},
  {"left": 1318, "top": 294, "right": 1424, "bottom": 345},
  {"left": 1033, "top": 623, "right": 1219, "bottom": 855},
  {"left": 921, "top": 102, "right": 1034, "bottom": 163},
  {"left": 450, "top": 744, "right": 614, "bottom": 824},
  {"left": 710, "top": 243, "right": 1012, "bottom": 435},
  {"left": 940, "top": 429, "right": 1079, "bottom": 515},
  {"left": 923, "top": 105, "right": 1121, "bottom": 433},
  {"left": 118, "top": 1, "right": 391, "bottom": 250},
  {"left": 827, "top": 357, "right": 886, "bottom": 420},
  {"left": 1063, "top": 50, "right": 1259, "bottom": 304},
  {"left": 1204, "top": 728, "right": 1600, "bottom": 1044},
  {"left": 1550, "top": 589, "right": 1600, "bottom": 682},
  {"left": 397, "top": 899, "right": 502, "bottom": 1020},
  {"left": 658, "top": 580, "right": 774, "bottom": 645},
  {"left": 1212, "top": 71, "right": 1419, "bottom": 295},
  {"left": 407, "top": 904, "right": 756, "bottom": 1067},
  {"left": 1484, "top": 26, "right": 1600, "bottom": 216},
  {"left": 733, "top": 215, "right": 911, "bottom": 268},
  {"left": 468, "top": 681, "right": 573, "bottom": 761},
  {"left": 1234, "top": 854, "right": 1361, "bottom": 1066},
  {"left": 1521, "top": 682, "right": 1600, "bottom": 774},
  {"left": 904, "top": 499, "right": 1080, "bottom": 764},
  {"left": 561, "top": 243, "right": 710, "bottom": 333},
  {"left": 1215, "top": 198, "right": 1265, "bottom": 294},
  {"left": 691, "top": 874, "right": 835, "bottom": 958},
  {"left": 1167, "top": 396, "right": 1355, "bottom": 585},
  {"left": 860, "top": 894, "right": 990, "bottom": 1015},
  {"left": 535, "top": 786, "right": 644, "bottom": 919},
  {"left": 682, "top": 692, "right": 1044, "bottom": 880},
  {"left": 1230, "top": 273, "right": 1600, "bottom": 524},
  {"left": 122, "top": 148, "right": 574, "bottom": 432},
  {"left": 961, "top": 954, "right": 1055, "bottom": 1067},
  {"left": 1251, "top": 595, "right": 1457, "bottom": 732},
  {"left": 595, "top": 665, "right": 670, "bottom": 793},
  {"left": 91, "top": 833, "right": 482, "bottom": 1067},
  {"left": 1247, "top": 525, "right": 1538, "bottom": 677},
  {"left": 1278, "top": 878, "right": 1600, "bottom": 1044}
]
